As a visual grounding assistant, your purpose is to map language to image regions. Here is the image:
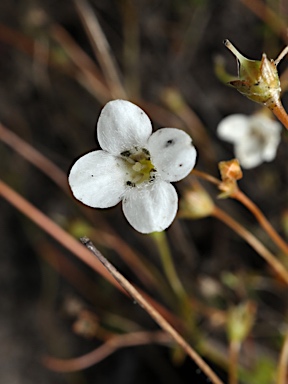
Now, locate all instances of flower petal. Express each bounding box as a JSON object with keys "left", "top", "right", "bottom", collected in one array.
[
  {"left": 235, "top": 139, "right": 263, "bottom": 168},
  {"left": 217, "top": 114, "right": 250, "bottom": 143},
  {"left": 122, "top": 181, "right": 178, "bottom": 233},
  {"left": 147, "top": 128, "right": 197, "bottom": 182},
  {"left": 69, "top": 150, "right": 128, "bottom": 208},
  {"left": 97, "top": 100, "right": 152, "bottom": 155},
  {"left": 250, "top": 115, "right": 281, "bottom": 162}
]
